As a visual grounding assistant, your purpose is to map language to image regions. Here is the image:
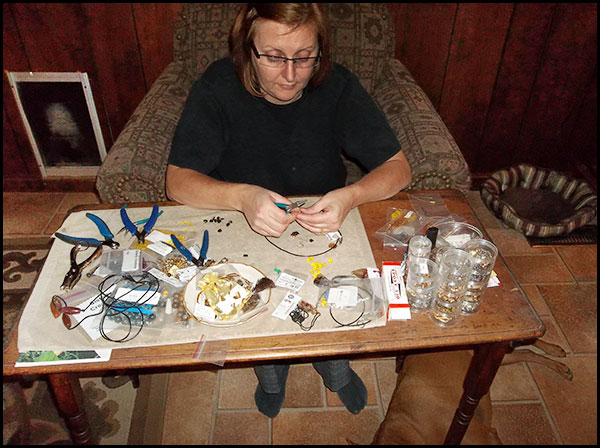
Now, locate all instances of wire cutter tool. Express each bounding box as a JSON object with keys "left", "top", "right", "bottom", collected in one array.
[
  {"left": 54, "top": 213, "right": 120, "bottom": 249},
  {"left": 274, "top": 199, "right": 306, "bottom": 214},
  {"left": 116, "top": 206, "right": 164, "bottom": 235},
  {"left": 171, "top": 230, "right": 209, "bottom": 267},
  {"left": 61, "top": 243, "right": 103, "bottom": 291},
  {"left": 120, "top": 204, "right": 160, "bottom": 244}
]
